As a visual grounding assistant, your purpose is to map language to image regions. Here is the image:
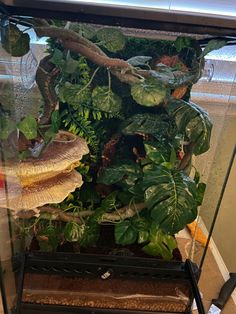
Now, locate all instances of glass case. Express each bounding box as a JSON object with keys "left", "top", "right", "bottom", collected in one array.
[{"left": 0, "top": 1, "right": 236, "bottom": 314}]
